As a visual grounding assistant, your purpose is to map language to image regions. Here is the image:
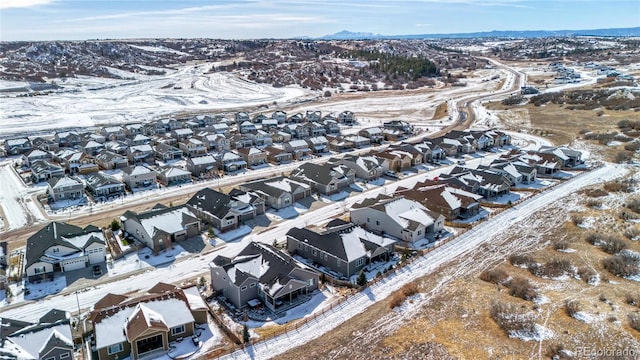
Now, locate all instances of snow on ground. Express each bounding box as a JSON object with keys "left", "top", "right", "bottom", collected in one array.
[
  {"left": 157, "top": 319, "right": 224, "bottom": 360},
  {"left": 213, "top": 225, "right": 252, "bottom": 242},
  {"left": 0, "top": 162, "right": 47, "bottom": 230},
  {"left": 572, "top": 311, "right": 595, "bottom": 324},
  {"left": 0, "top": 65, "right": 310, "bottom": 135},
  {"left": 24, "top": 276, "right": 68, "bottom": 300},
  {"left": 509, "top": 324, "right": 554, "bottom": 342},
  {"left": 244, "top": 288, "right": 336, "bottom": 328},
  {"left": 265, "top": 203, "right": 310, "bottom": 221},
  {"left": 214, "top": 163, "right": 626, "bottom": 359},
  {"left": 107, "top": 244, "right": 190, "bottom": 277}
]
